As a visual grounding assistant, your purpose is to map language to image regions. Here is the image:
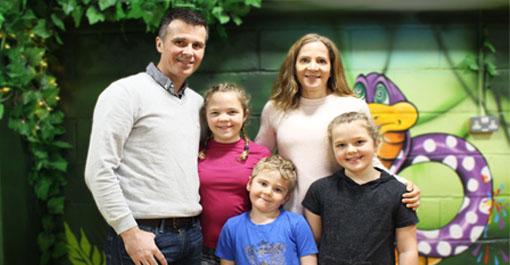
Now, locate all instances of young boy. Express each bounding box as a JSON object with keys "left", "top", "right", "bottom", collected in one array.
[
  {"left": 302, "top": 112, "right": 418, "bottom": 265},
  {"left": 215, "top": 155, "right": 318, "bottom": 265}
]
